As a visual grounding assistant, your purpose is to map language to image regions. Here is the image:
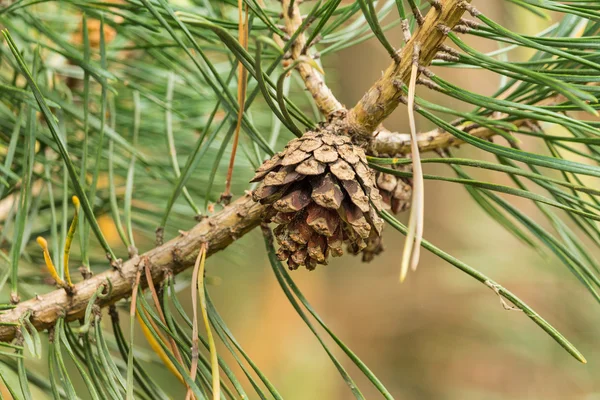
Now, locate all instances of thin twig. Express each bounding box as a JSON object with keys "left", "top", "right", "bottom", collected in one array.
[
  {"left": 369, "top": 86, "right": 572, "bottom": 157},
  {"left": 0, "top": 194, "right": 266, "bottom": 342},
  {"left": 281, "top": 0, "right": 344, "bottom": 116}
]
